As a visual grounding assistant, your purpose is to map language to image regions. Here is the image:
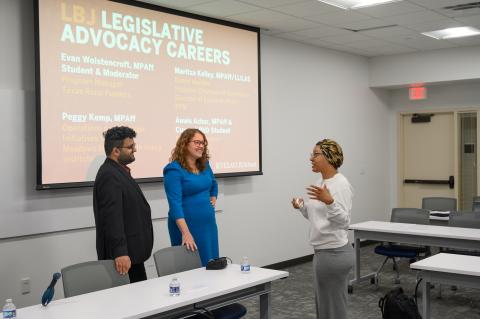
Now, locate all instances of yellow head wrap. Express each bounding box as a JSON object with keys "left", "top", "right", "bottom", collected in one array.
[{"left": 317, "top": 139, "right": 344, "bottom": 169}]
